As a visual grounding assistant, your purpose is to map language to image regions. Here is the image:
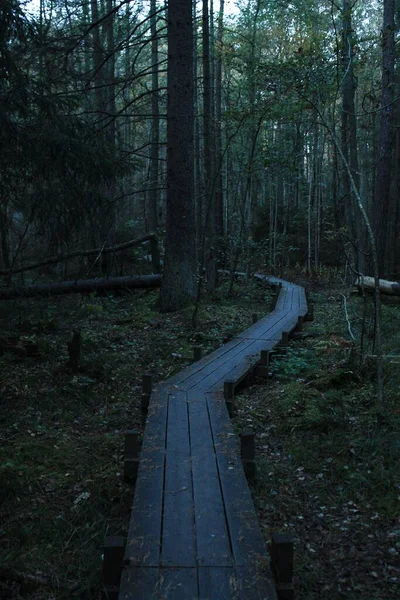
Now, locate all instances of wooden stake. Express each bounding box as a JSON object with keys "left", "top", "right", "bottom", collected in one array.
[
  {"left": 271, "top": 533, "right": 294, "bottom": 600},
  {"left": 305, "top": 302, "right": 314, "bottom": 321},
  {"left": 280, "top": 331, "right": 289, "bottom": 347},
  {"left": 102, "top": 536, "right": 125, "bottom": 600},
  {"left": 254, "top": 352, "right": 269, "bottom": 377},
  {"left": 67, "top": 330, "right": 81, "bottom": 372},
  {"left": 254, "top": 364, "right": 269, "bottom": 378},
  {"left": 123, "top": 430, "right": 141, "bottom": 483},
  {"left": 141, "top": 373, "right": 152, "bottom": 414},
  {"left": 193, "top": 346, "right": 202, "bottom": 361},
  {"left": 240, "top": 431, "right": 256, "bottom": 481},
  {"left": 142, "top": 373, "right": 152, "bottom": 394},
  {"left": 224, "top": 380, "right": 235, "bottom": 416},
  {"left": 295, "top": 316, "right": 303, "bottom": 332}
]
